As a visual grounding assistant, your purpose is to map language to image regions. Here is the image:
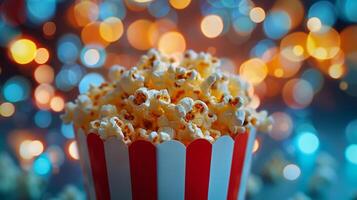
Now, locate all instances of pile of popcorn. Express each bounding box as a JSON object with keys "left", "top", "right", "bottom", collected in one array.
[{"left": 62, "top": 49, "right": 272, "bottom": 145}]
